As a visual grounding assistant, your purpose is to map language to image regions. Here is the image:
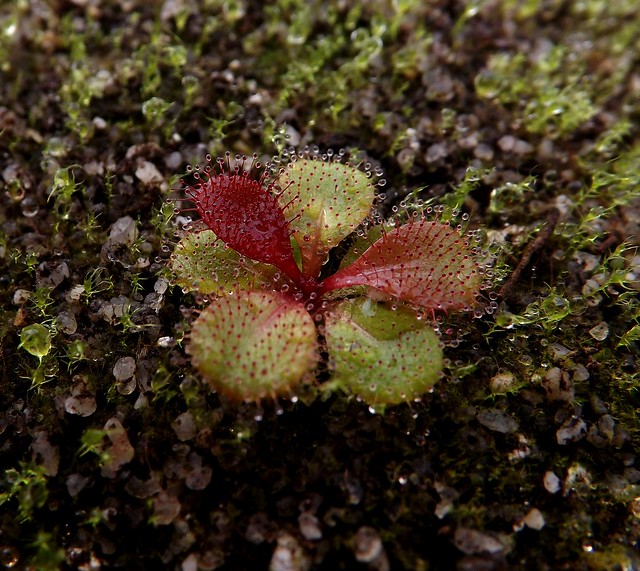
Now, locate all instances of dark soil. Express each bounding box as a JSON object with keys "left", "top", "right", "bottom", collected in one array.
[{"left": 1, "top": 1, "right": 639, "bottom": 570}]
